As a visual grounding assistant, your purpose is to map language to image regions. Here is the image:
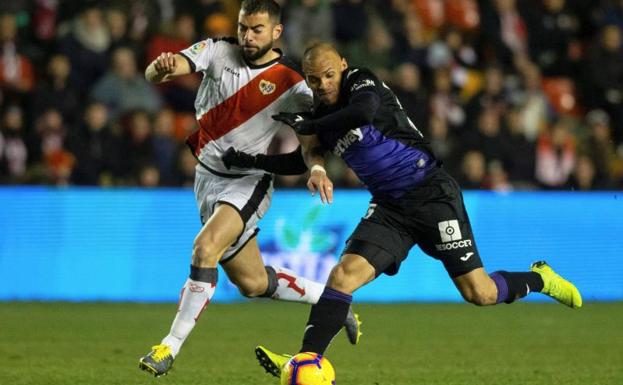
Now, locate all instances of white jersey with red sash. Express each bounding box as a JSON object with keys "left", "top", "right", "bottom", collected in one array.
[{"left": 181, "top": 38, "right": 313, "bottom": 175}]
